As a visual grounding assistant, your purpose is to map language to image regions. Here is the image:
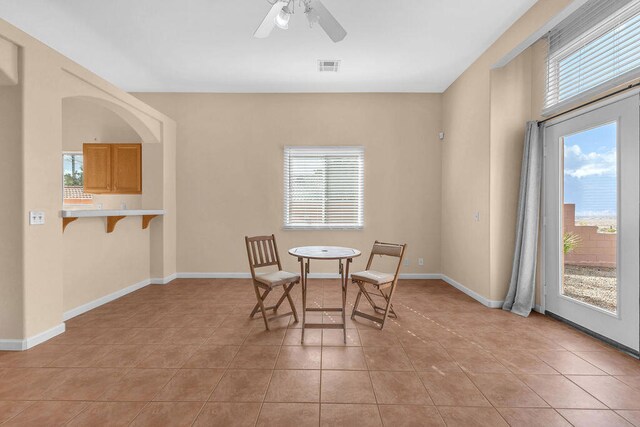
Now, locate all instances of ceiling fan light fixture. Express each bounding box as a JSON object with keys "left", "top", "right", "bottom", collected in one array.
[
  {"left": 275, "top": 10, "right": 290, "bottom": 30},
  {"left": 253, "top": 0, "right": 345, "bottom": 41}
]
